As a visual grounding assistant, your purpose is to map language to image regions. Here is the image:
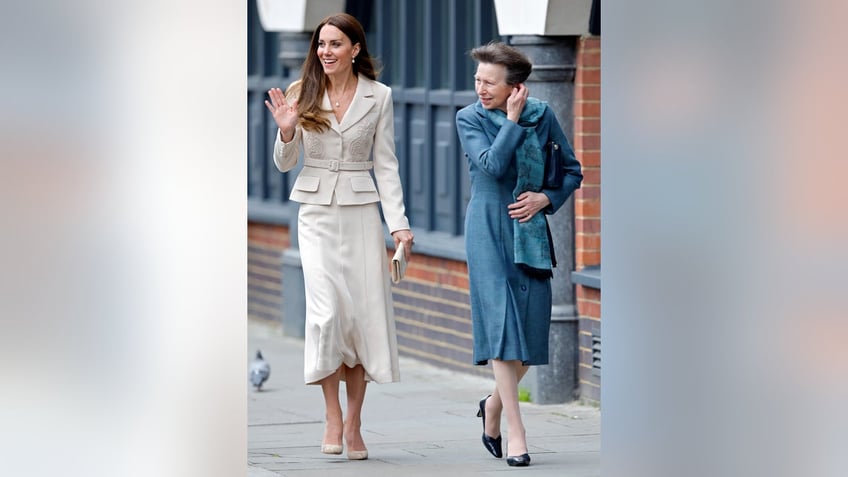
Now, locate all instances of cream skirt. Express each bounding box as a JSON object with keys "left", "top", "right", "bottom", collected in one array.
[{"left": 297, "top": 199, "right": 400, "bottom": 384}]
